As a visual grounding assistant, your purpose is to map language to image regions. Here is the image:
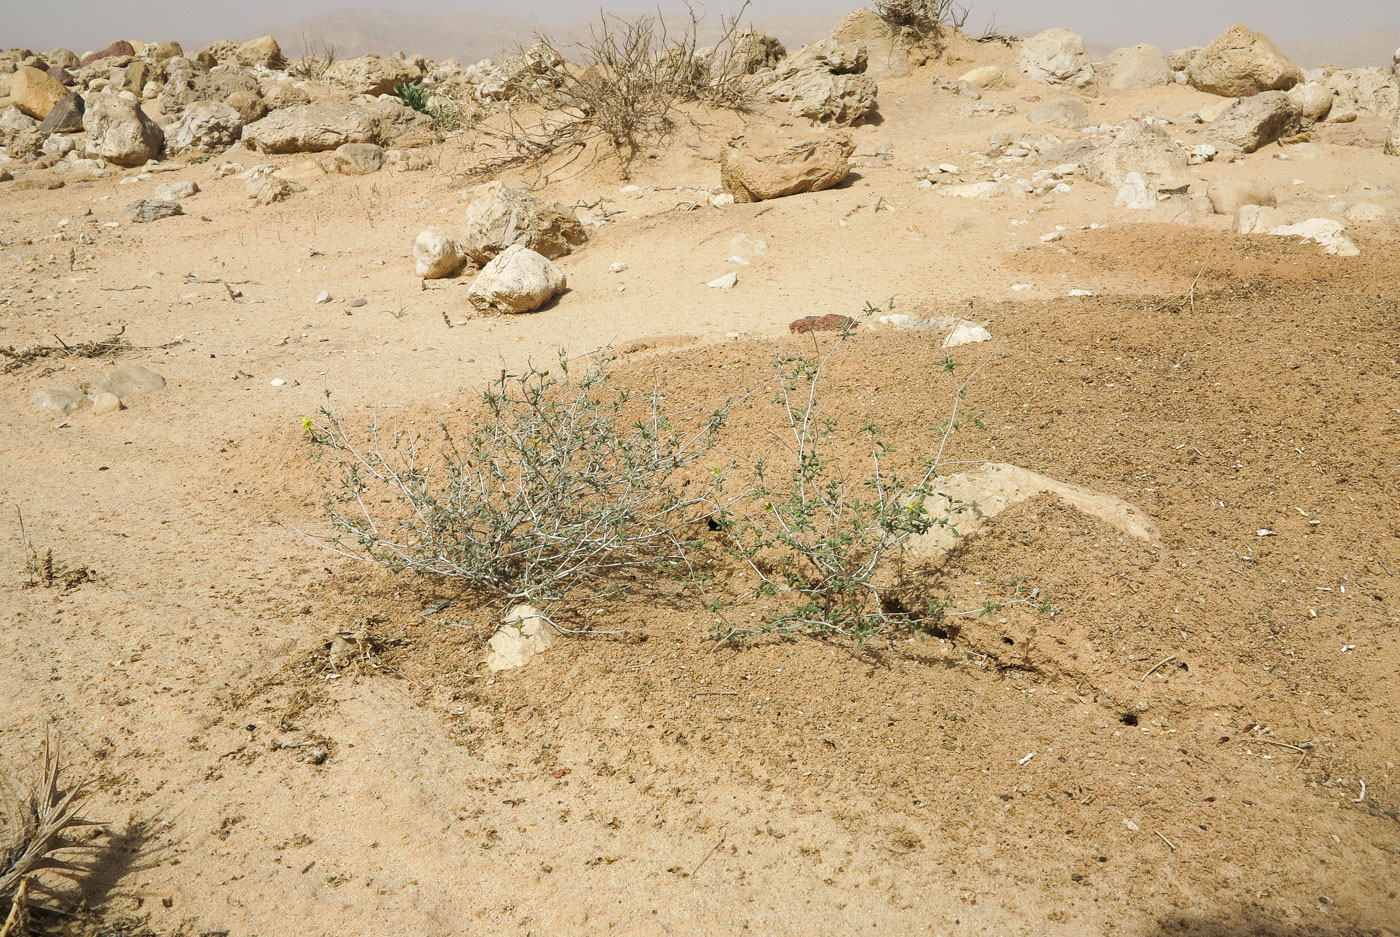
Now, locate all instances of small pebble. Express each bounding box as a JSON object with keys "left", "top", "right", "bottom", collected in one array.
[
  {"left": 270, "top": 378, "right": 286, "bottom": 387},
  {"left": 314, "top": 290, "right": 331, "bottom": 304}
]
